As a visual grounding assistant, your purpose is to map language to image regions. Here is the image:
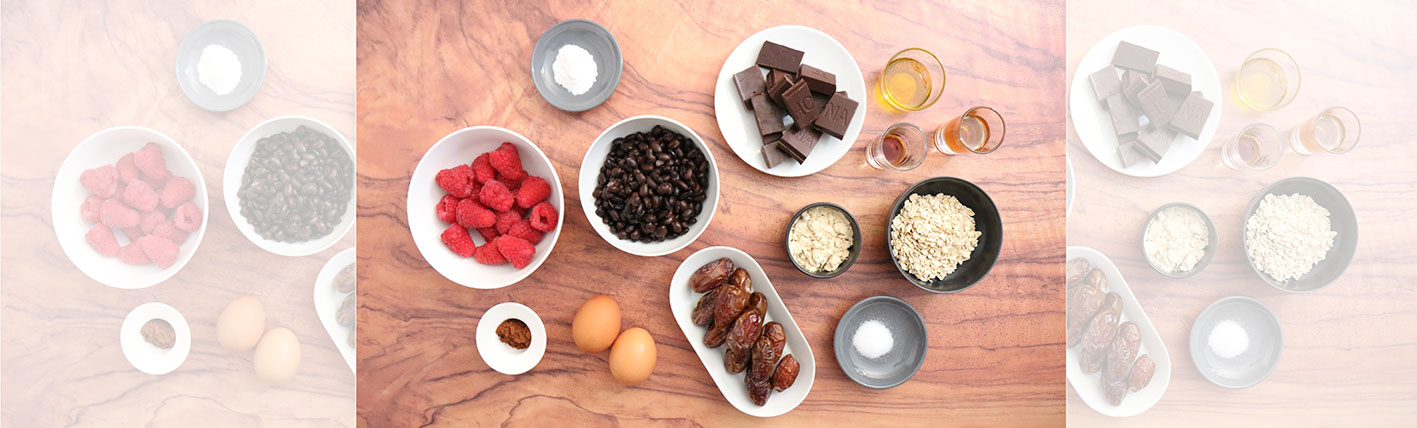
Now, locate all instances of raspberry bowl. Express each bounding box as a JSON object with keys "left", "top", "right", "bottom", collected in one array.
[
  {"left": 407, "top": 126, "right": 565, "bottom": 289},
  {"left": 51, "top": 126, "right": 210, "bottom": 289}
]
